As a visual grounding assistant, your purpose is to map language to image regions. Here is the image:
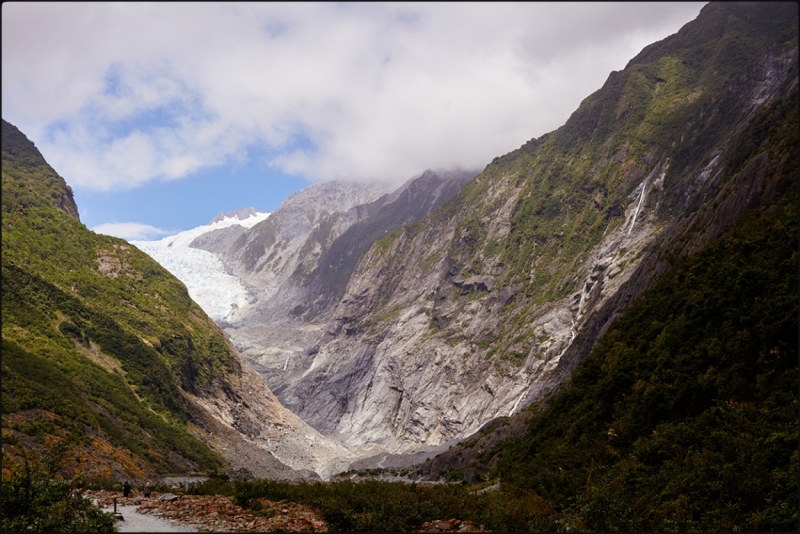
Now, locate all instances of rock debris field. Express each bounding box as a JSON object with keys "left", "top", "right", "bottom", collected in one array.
[{"left": 84, "top": 490, "right": 327, "bottom": 532}]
